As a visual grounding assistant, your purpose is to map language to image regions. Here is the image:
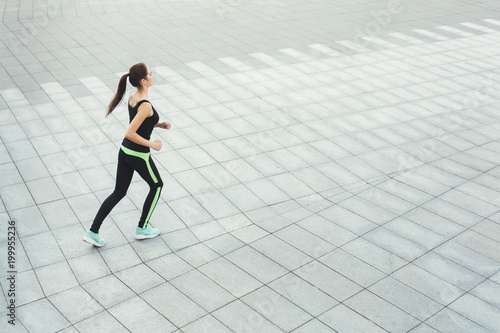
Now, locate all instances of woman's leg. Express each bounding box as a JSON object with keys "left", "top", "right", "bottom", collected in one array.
[
  {"left": 129, "top": 154, "right": 163, "bottom": 229},
  {"left": 90, "top": 150, "right": 134, "bottom": 233}
]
